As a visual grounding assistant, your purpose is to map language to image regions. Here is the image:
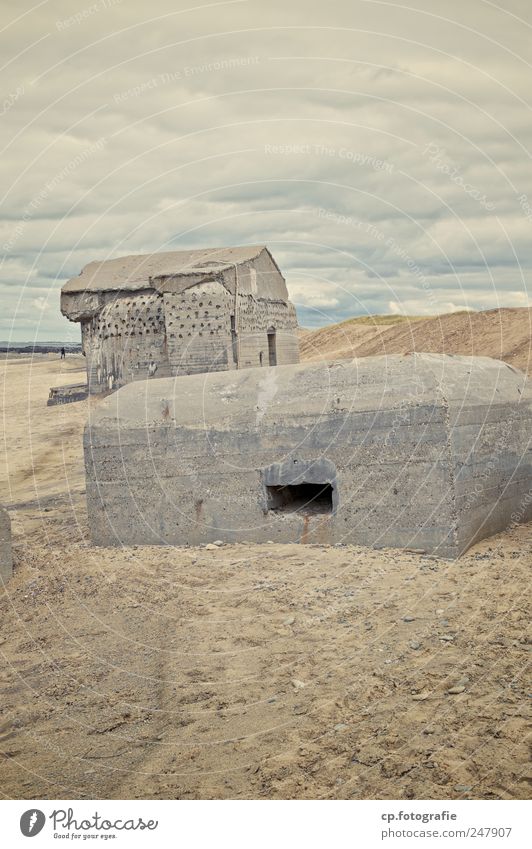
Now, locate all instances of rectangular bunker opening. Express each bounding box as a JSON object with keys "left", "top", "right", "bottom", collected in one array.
[{"left": 266, "top": 482, "right": 333, "bottom": 515}]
